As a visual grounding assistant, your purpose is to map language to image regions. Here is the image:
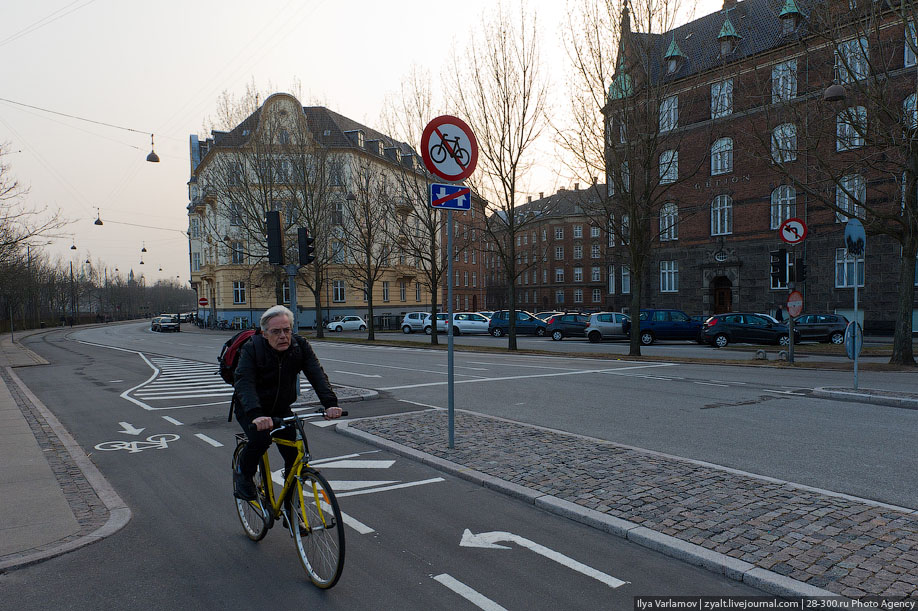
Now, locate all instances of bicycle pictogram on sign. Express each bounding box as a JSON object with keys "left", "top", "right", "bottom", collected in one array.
[{"left": 421, "top": 115, "right": 478, "bottom": 182}]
